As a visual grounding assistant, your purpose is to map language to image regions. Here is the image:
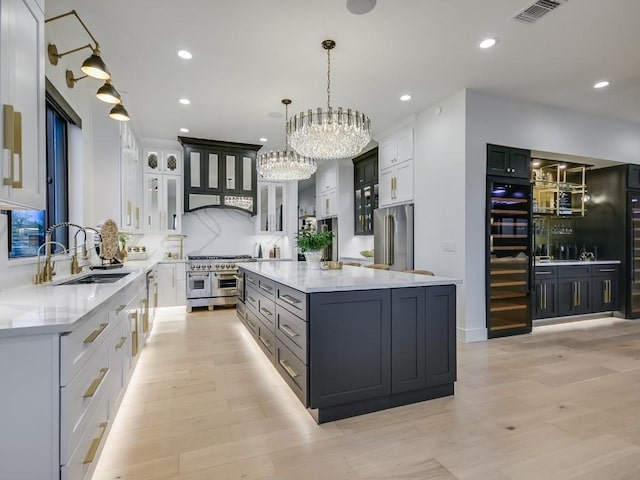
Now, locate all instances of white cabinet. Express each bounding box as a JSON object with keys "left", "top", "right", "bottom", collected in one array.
[
  {"left": 315, "top": 161, "right": 340, "bottom": 220},
  {"left": 121, "top": 123, "right": 141, "bottom": 232},
  {"left": 143, "top": 173, "right": 182, "bottom": 233},
  {"left": 157, "top": 261, "right": 186, "bottom": 307},
  {"left": 0, "top": 0, "right": 45, "bottom": 210},
  {"left": 143, "top": 147, "right": 182, "bottom": 175},
  {"left": 256, "top": 181, "right": 286, "bottom": 234},
  {"left": 319, "top": 188, "right": 338, "bottom": 218},
  {"left": 378, "top": 128, "right": 414, "bottom": 208}
]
